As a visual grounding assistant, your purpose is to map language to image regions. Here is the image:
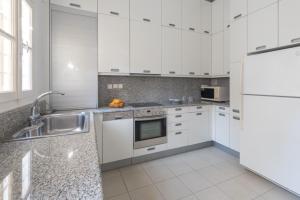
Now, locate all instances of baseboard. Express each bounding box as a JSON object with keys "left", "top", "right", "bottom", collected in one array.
[{"left": 213, "top": 141, "right": 240, "bottom": 158}]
